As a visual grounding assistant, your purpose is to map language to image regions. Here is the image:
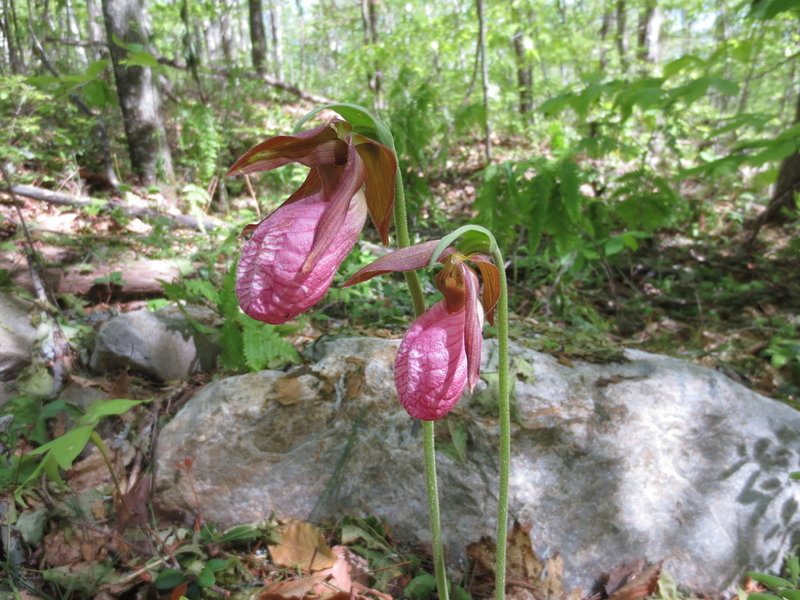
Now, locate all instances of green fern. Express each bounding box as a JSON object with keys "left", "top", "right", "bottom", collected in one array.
[
  {"left": 219, "top": 318, "right": 245, "bottom": 371},
  {"left": 611, "top": 170, "right": 683, "bottom": 232},
  {"left": 179, "top": 104, "right": 222, "bottom": 184},
  {"left": 526, "top": 170, "right": 554, "bottom": 255},
  {"left": 184, "top": 277, "right": 219, "bottom": 304},
  {"left": 160, "top": 262, "right": 300, "bottom": 372},
  {"left": 241, "top": 321, "right": 300, "bottom": 371}
]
